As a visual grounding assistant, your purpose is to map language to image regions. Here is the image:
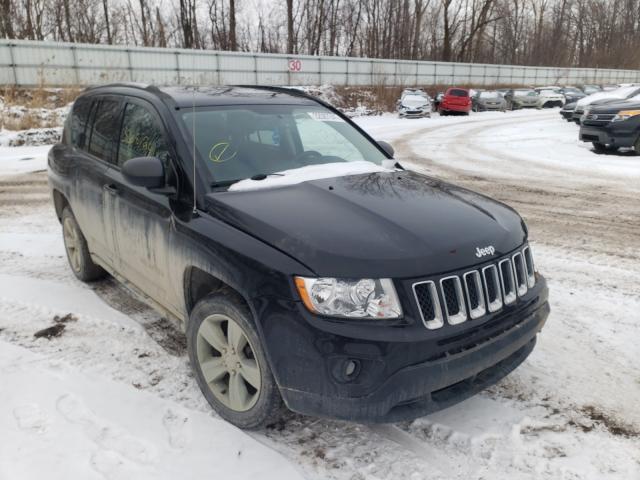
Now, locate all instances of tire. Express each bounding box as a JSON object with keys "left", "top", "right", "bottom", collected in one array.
[
  {"left": 187, "top": 293, "right": 283, "bottom": 429},
  {"left": 634, "top": 135, "right": 640, "bottom": 155},
  {"left": 592, "top": 142, "right": 618, "bottom": 153},
  {"left": 61, "top": 207, "right": 106, "bottom": 282}
]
